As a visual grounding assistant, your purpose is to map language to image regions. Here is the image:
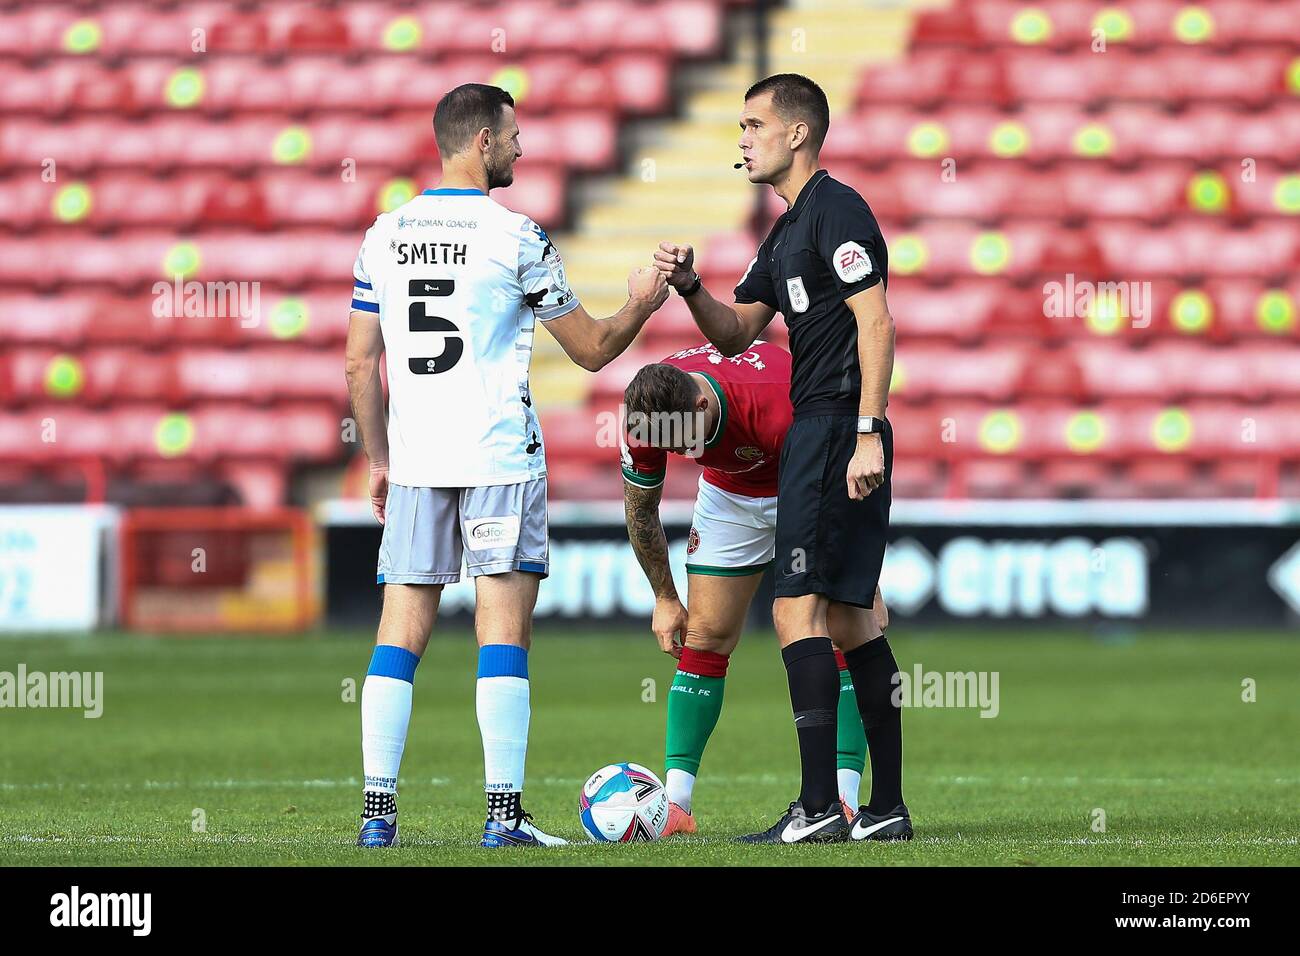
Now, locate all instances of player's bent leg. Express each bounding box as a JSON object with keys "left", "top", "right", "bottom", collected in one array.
[
  {"left": 358, "top": 583, "right": 443, "bottom": 847},
  {"left": 668, "top": 479, "right": 776, "bottom": 836},
  {"left": 662, "top": 571, "right": 761, "bottom": 836}
]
